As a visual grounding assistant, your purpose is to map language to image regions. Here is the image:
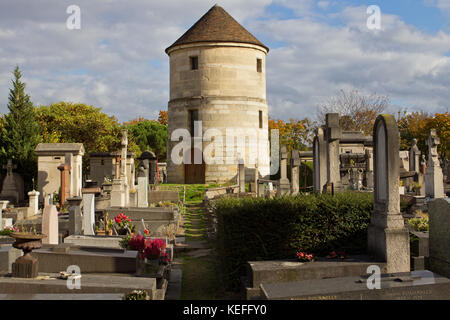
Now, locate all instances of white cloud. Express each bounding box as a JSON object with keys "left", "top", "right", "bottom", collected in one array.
[{"left": 0, "top": 0, "right": 448, "bottom": 124}]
